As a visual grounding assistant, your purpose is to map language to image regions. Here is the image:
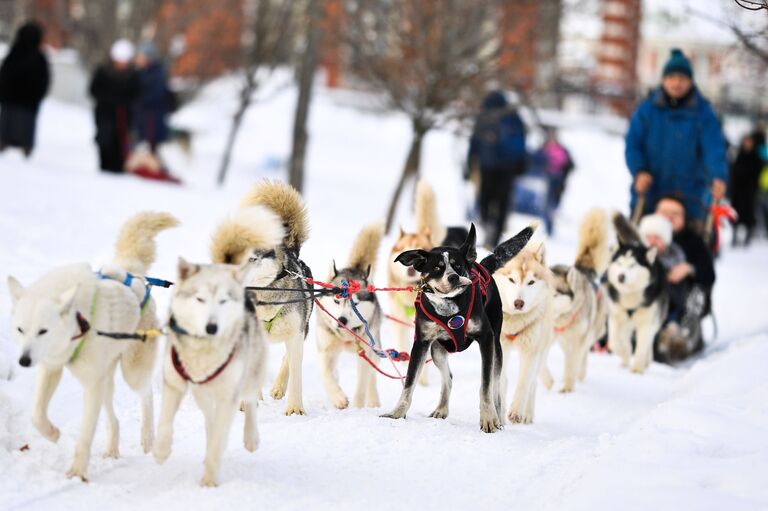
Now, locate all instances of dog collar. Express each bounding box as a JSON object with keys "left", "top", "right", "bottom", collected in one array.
[
  {"left": 505, "top": 332, "right": 519, "bottom": 342},
  {"left": 171, "top": 344, "right": 237, "bottom": 385}
]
